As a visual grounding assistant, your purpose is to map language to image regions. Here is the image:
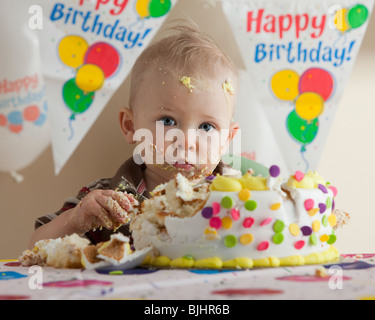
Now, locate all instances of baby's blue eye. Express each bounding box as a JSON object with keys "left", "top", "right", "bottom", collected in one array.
[
  {"left": 199, "top": 123, "right": 215, "bottom": 132},
  {"left": 159, "top": 117, "right": 176, "bottom": 126}
]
